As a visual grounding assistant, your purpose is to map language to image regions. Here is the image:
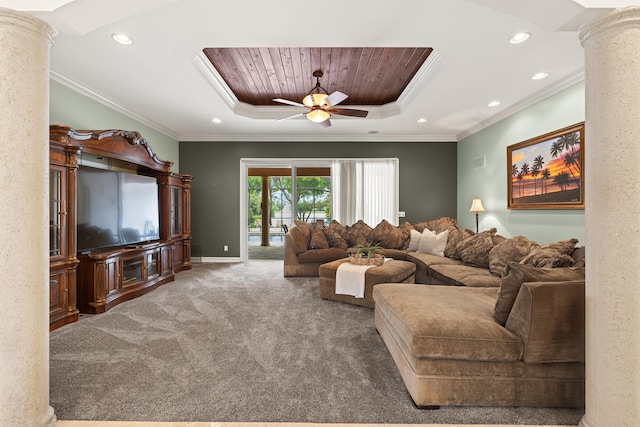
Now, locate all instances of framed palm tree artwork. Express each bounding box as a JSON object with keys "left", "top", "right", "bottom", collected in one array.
[{"left": 507, "top": 122, "right": 584, "bottom": 210}]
